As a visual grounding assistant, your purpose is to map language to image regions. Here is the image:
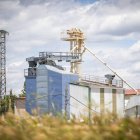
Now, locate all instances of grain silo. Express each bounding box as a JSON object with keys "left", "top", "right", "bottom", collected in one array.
[
  {"left": 25, "top": 52, "right": 80, "bottom": 116},
  {"left": 25, "top": 28, "right": 127, "bottom": 118},
  {"left": 36, "top": 64, "right": 78, "bottom": 115}
]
